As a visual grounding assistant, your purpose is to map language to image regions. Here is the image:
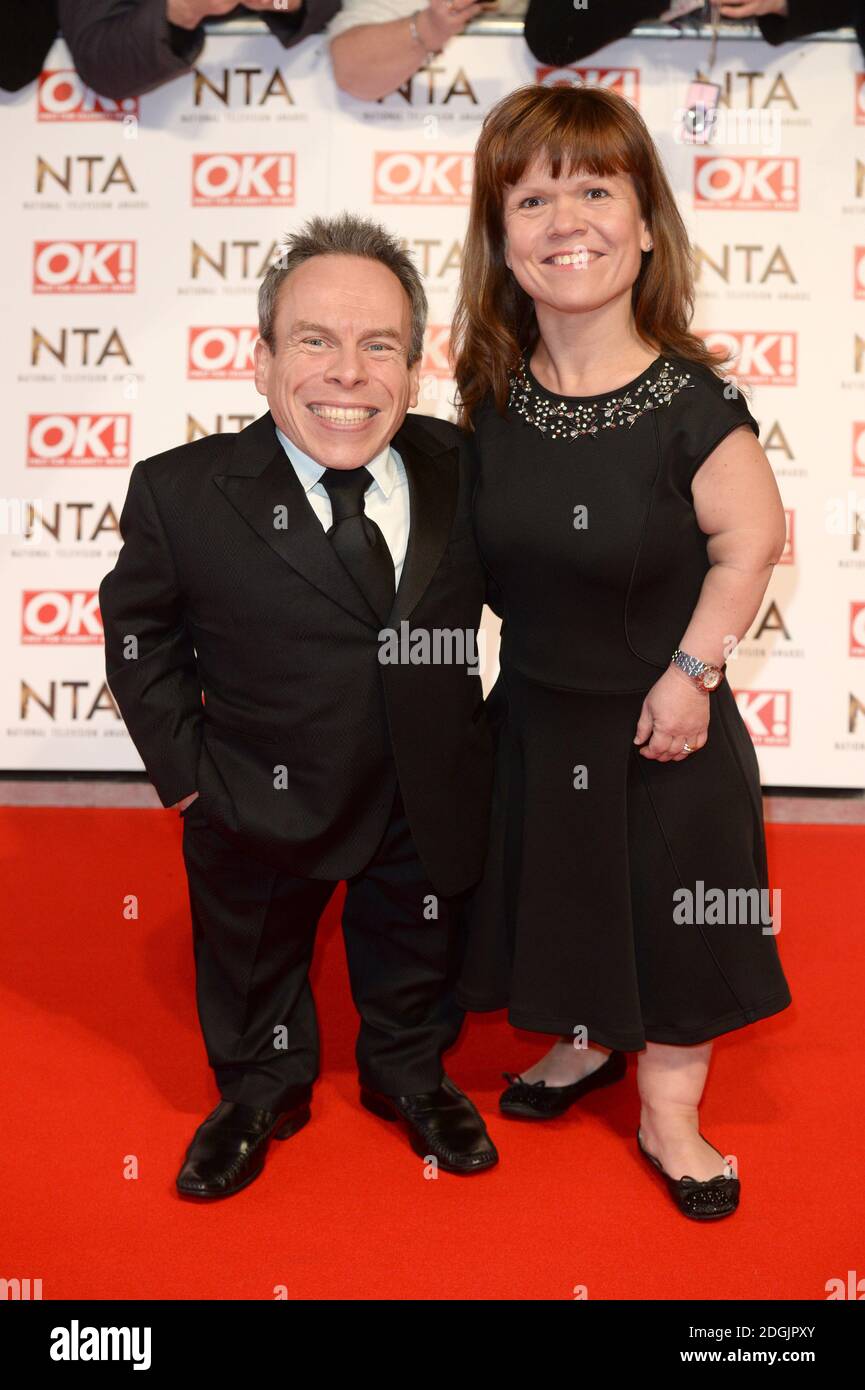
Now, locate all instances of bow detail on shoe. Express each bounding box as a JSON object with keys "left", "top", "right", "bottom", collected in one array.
[
  {"left": 501, "top": 1072, "right": 546, "bottom": 1089},
  {"left": 676, "top": 1173, "right": 740, "bottom": 1217},
  {"left": 635, "top": 1127, "right": 741, "bottom": 1219}
]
